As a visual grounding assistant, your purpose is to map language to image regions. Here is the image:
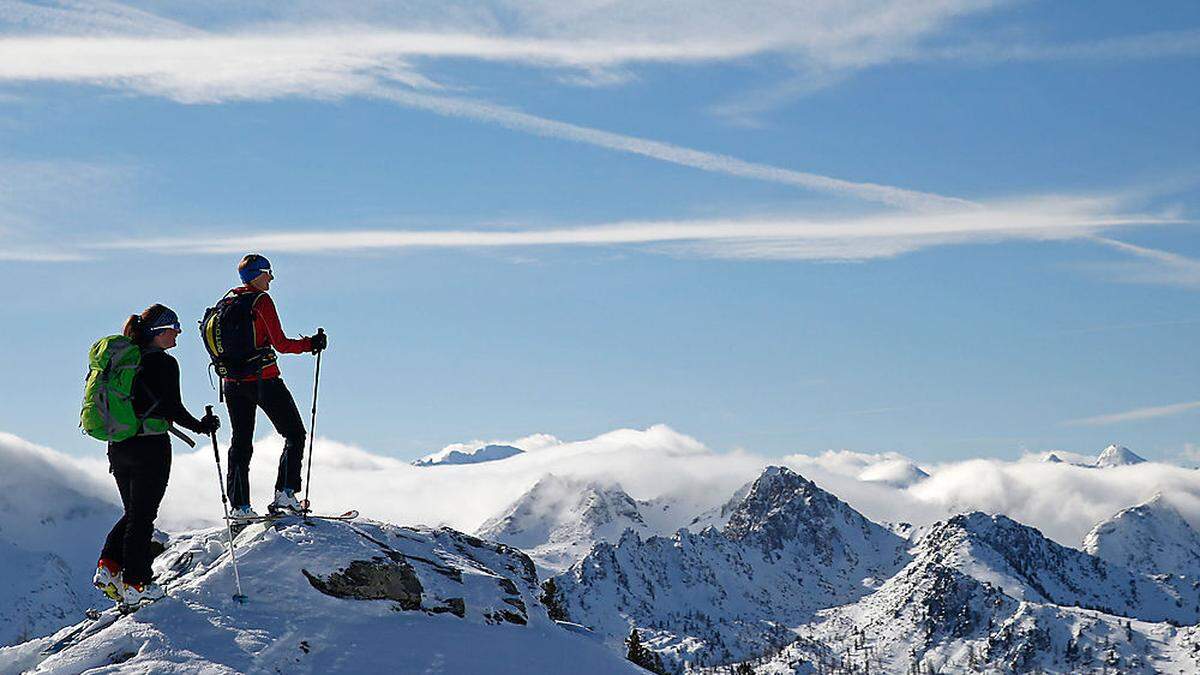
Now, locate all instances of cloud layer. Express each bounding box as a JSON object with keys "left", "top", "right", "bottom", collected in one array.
[
  {"left": 5, "top": 425, "right": 1198, "bottom": 553},
  {"left": 85, "top": 194, "right": 1177, "bottom": 263}
]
